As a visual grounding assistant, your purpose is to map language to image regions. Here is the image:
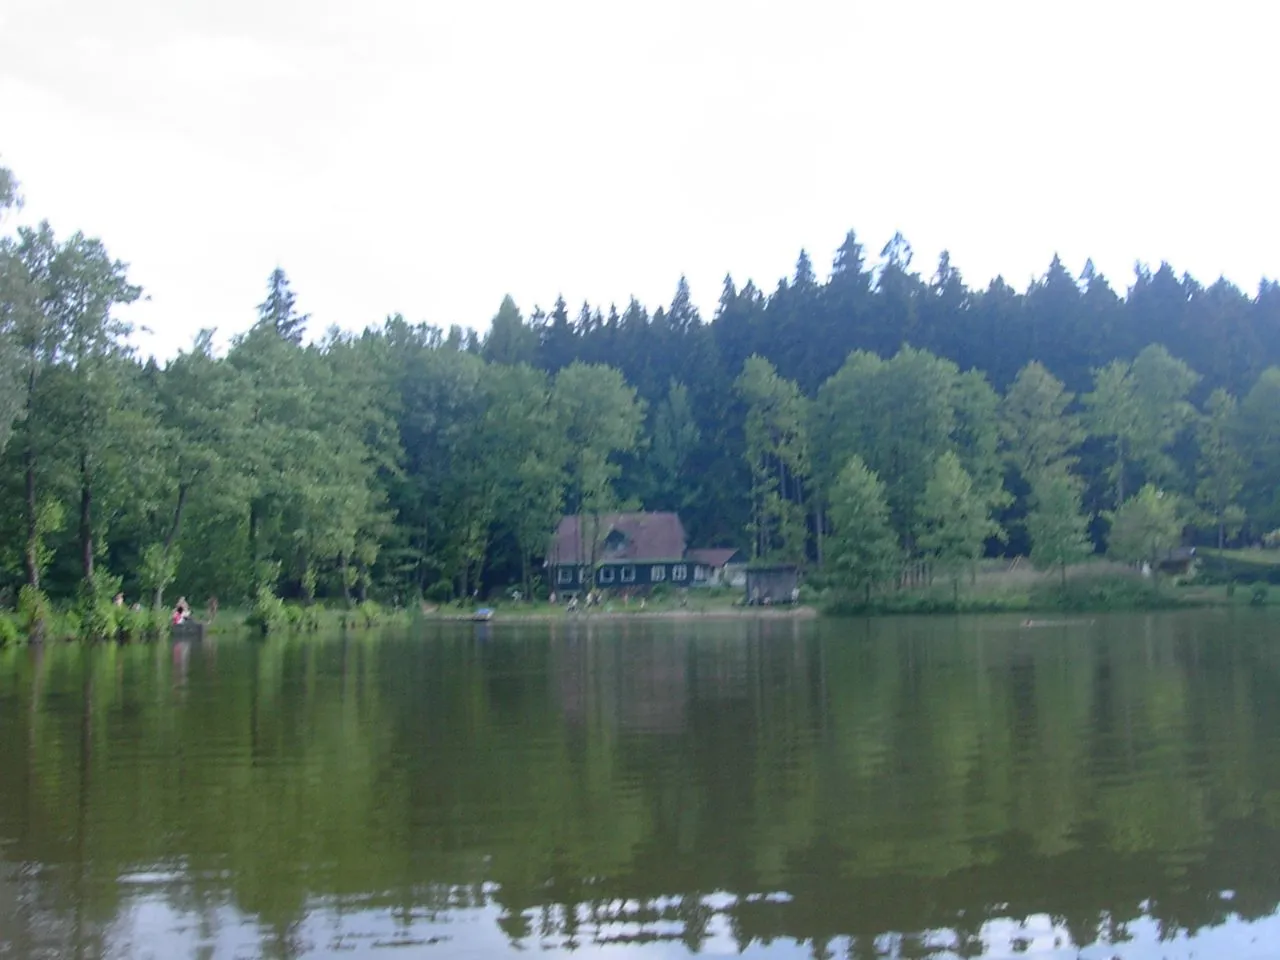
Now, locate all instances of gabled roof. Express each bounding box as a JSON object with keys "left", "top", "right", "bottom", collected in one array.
[
  {"left": 687, "top": 548, "right": 745, "bottom": 568},
  {"left": 551, "top": 512, "right": 688, "bottom": 564}
]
